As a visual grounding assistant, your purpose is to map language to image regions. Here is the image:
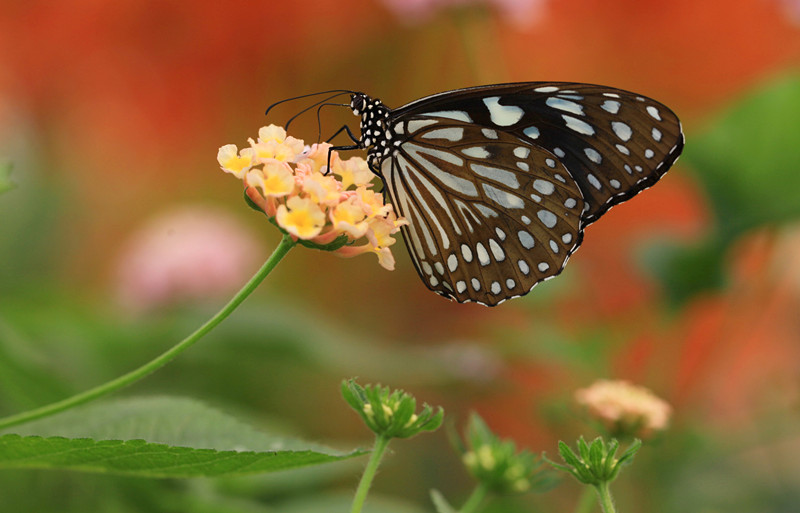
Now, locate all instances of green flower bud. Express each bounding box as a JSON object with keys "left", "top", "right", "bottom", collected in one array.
[
  {"left": 341, "top": 379, "right": 443, "bottom": 439},
  {"left": 458, "top": 413, "right": 555, "bottom": 495}
]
